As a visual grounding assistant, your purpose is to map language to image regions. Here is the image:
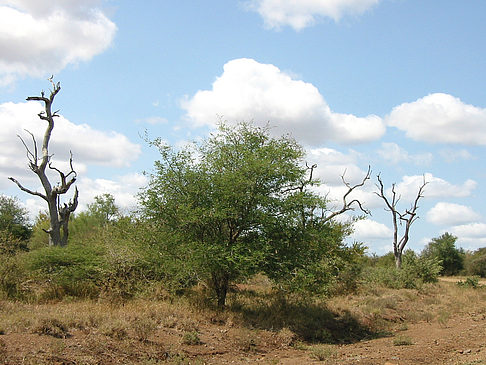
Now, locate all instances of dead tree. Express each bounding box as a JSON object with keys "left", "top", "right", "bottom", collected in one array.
[
  {"left": 375, "top": 174, "right": 427, "bottom": 269},
  {"left": 8, "top": 79, "right": 78, "bottom": 247}
]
